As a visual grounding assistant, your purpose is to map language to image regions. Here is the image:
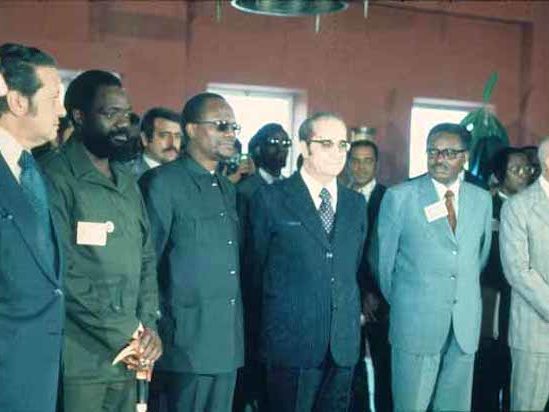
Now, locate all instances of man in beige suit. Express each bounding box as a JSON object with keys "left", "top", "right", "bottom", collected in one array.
[{"left": 500, "top": 136, "right": 549, "bottom": 411}]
